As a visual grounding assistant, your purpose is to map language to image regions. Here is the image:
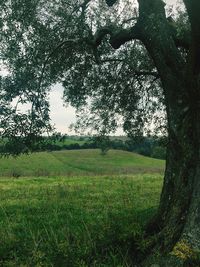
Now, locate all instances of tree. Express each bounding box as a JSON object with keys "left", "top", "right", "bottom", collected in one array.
[
  {"left": 1, "top": 0, "right": 200, "bottom": 264},
  {"left": 93, "top": 134, "right": 111, "bottom": 155}
]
